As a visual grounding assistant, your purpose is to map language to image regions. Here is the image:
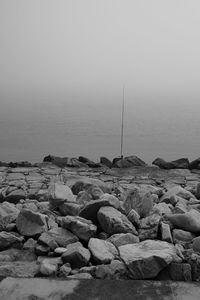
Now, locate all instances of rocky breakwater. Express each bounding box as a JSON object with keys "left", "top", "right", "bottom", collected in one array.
[{"left": 1, "top": 164, "right": 200, "bottom": 280}]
